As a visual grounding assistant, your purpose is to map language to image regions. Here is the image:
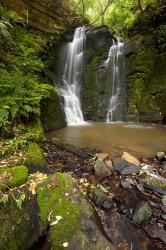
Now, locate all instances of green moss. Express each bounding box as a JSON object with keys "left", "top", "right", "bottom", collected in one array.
[
  {"left": 0, "top": 189, "right": 38, "bottom": 250},
  {"left": 51, "top": 200, "right": 80, "bottom": 250},
  {"left": 25, "top": 142, "right": 47, "bottom": 173},
  {"left": 37, "top": 173, "right": 80, "bottom": 249},
  {"left": 0, "top": 166, "right": 28, "bottom": 190}
]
